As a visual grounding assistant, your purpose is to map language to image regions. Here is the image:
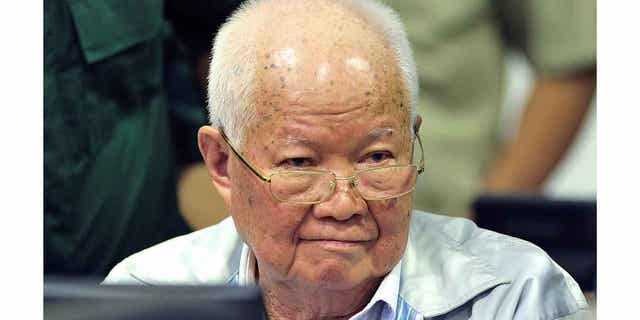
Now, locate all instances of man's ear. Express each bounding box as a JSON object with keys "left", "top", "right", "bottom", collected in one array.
[
  {"left": 197, "top": 126, "right": 232, "bottom": 209},
  {"left": 413, "top": 115, "right": 422, "bottom": 134}
]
